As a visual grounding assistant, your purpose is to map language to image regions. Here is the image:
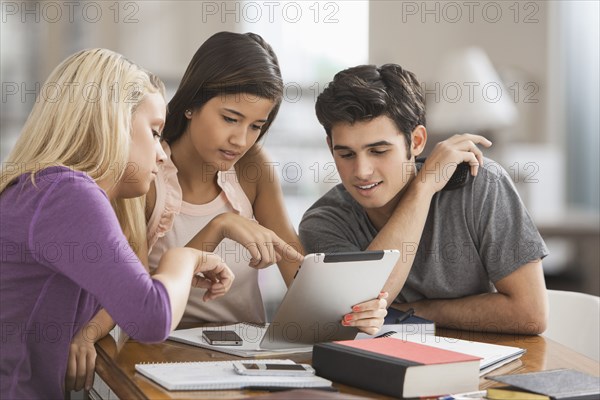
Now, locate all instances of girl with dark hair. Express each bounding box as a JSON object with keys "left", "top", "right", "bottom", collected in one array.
[{"left": 144, "top": 32, "right": 388, "bottom": 330}]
